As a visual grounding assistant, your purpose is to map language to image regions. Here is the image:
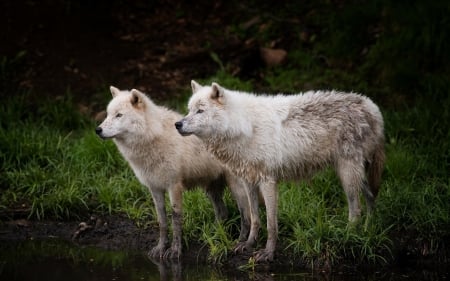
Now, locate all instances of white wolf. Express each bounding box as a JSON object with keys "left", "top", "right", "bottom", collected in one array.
[
  {"left": 175, "top": 81, "right": 385, "bottom": 262},
  {"left": 96, "top": 86, "right": 250, "bottom": 260}
]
